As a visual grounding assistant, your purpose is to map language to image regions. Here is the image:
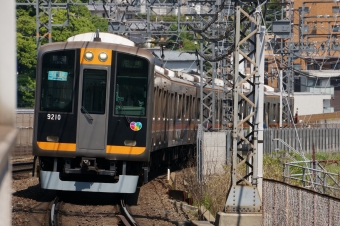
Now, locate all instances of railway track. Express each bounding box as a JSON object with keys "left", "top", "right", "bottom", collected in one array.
[
  {"left": 12, "top": 161, "right": 34, "bottom": 173},
  {"left": 50, "top": 193, "right": 138, "bottom": 226},
  {"left": 119, "top": 198, "right": 138, "bottom": 226}
]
